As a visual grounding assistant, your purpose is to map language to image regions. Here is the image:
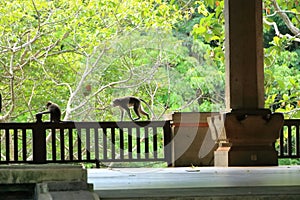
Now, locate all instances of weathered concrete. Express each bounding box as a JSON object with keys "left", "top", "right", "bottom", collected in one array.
[
  {"left": 0, "top": 164, "right": 98, "bottom": 200},
  {"left": 0, "top": 164, "right": 87, "bottom": 184},
  {"left": 36, "top": 181, "right": 99, "bottom": 200}
]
